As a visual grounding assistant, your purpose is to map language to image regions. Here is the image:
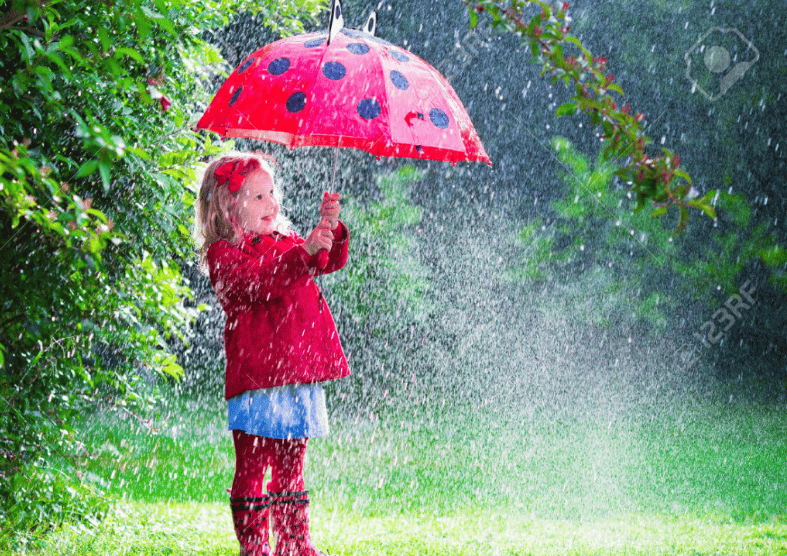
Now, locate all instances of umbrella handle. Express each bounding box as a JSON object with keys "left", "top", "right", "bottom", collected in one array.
[
  {"left": 317, "top": 146, "right": 340, "bottom": 271},
  {"left": 317, "top": 249, "right": 329, "bottom": 269}
]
